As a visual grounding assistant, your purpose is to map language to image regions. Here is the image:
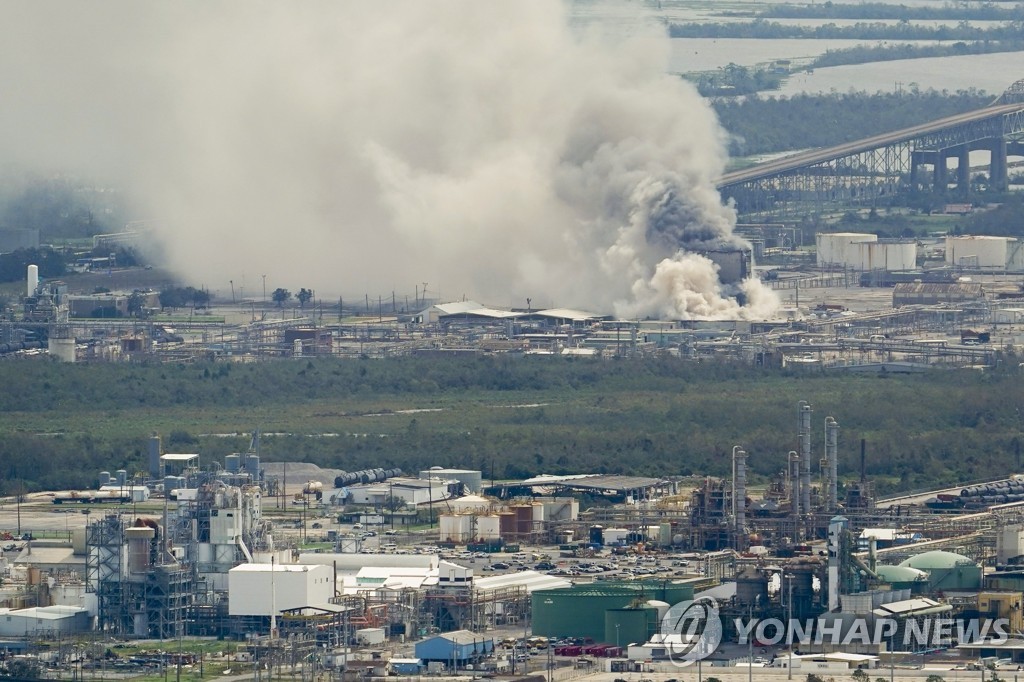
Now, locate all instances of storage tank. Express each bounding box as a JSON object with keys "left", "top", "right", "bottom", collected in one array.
[
  {"left": 734, "top": 567, "right": 770, "bottom": 607},
  {"left": 946, "top": 235, "right": 1011, "bottom": 269},
  {"left": 48, "top": 337, "right": 76, "bottom": 363},
  {"left": 498, "top": 511, "right": 516, "bottom": 537},
  {"left": 126, "top": 526, "right": 155, "bottom": 578},
  {"left": 604, "top": 607, "right": 657, "bottom": 649},
  {"left": 115, "top": 469, "right": 128, "bottom": 487},
  {"left": 99, "top": 471, "right": 111, "bottom": 486},
  {"left": 439, "top": 514, "right": 472, "bottom": 543},
  {"left": 225, "top": 454, "right": 241, "bottom": 473},
  {"left": 476, "top": 515, "right": 501, "bottom": 540},
  {"left": 816, "top": 232, "right": 877, "bottom": 267},
  {"left": 245, "top": 454, "right": 260, "bottom": 479},
  {"left": 27, "top": 264, "right": 38, "bottom": 297},
  {"left": 852, "top": 241, "right": 917, "bottom": 271},
  {"left": 513, "top": 505, "right": 533, "bottom": 535}
]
